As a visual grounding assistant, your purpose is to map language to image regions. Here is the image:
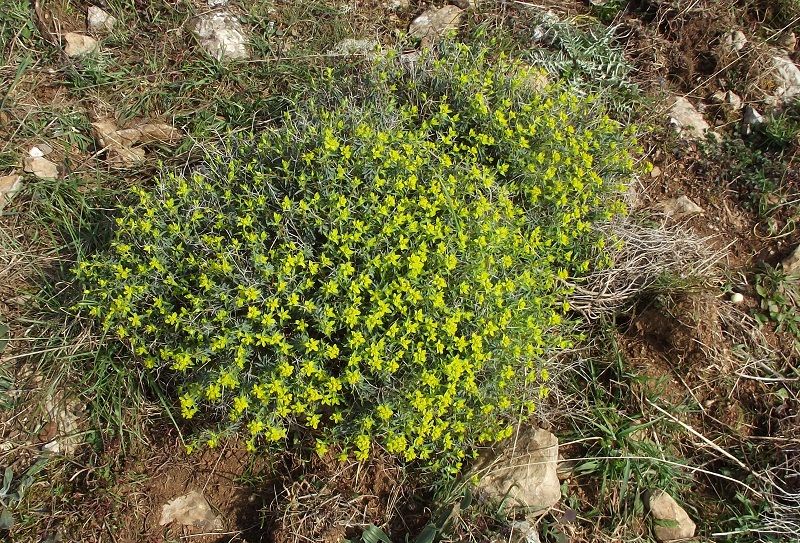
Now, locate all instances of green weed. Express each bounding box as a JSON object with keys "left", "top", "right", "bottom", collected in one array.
[
  {"left": 755, "top": 265, "right": 800, "bottom": 350},
  {"left": 565, "top": 330, "right": 688, "bottom": 524},
  {"left": 524, "top": 13, "right": 641, "bottom": 116},
  {"left": 714, "top": 137, "right": 798, "bottom": 223}
]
